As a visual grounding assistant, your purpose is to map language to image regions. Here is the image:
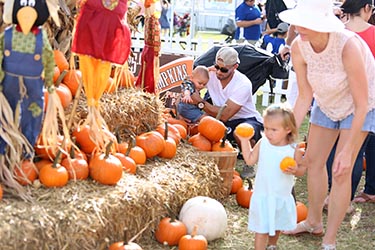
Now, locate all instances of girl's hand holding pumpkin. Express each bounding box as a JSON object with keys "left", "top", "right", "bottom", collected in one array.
[{"left": 234, "top": 123, "right": 254, "bottom": 140}]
